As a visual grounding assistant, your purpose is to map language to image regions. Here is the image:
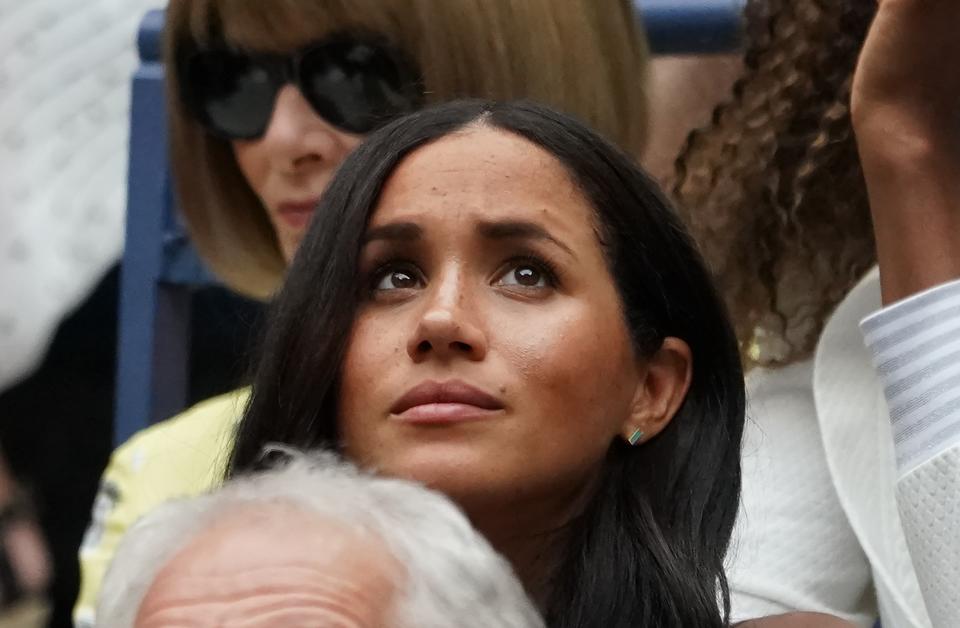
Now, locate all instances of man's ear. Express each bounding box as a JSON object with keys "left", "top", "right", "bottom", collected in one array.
[{"left": 619, "top": 337, "right": 692, "bottom": 444}]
